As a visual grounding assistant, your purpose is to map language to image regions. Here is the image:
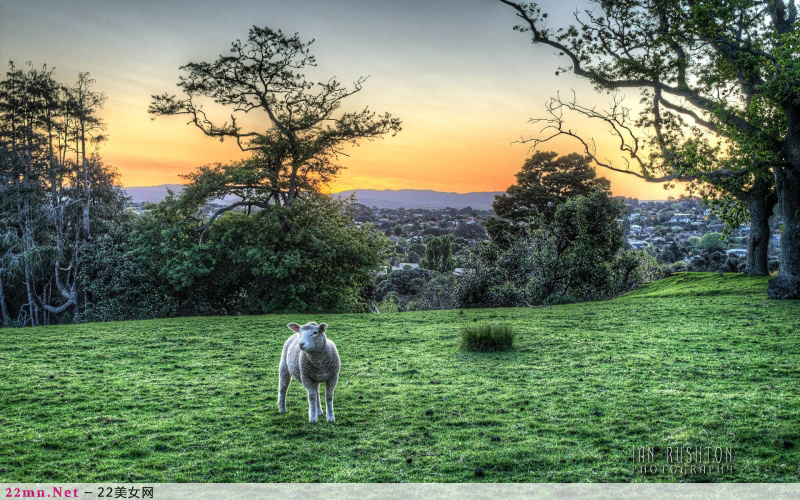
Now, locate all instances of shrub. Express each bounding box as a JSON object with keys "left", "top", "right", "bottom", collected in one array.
[
  {"left": 454, "top": 192, "right": 649, "bottom": 308},
  {"left": 460, "top": 323, "right": 514, "bottom": 352},
  {"left": 87, "top": 194, "right": 391, "bottom": 318}
]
